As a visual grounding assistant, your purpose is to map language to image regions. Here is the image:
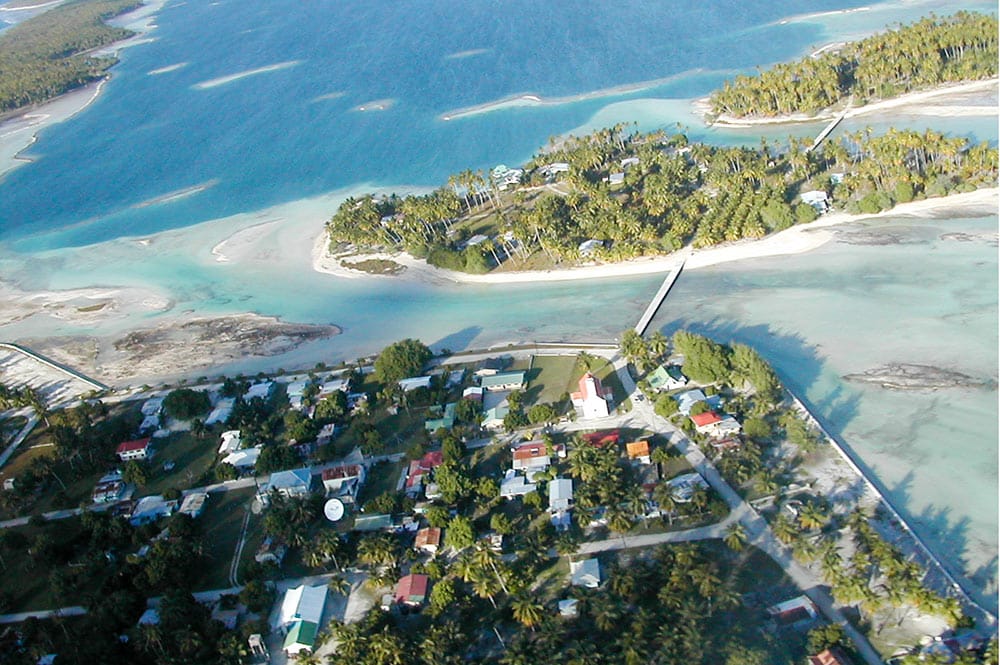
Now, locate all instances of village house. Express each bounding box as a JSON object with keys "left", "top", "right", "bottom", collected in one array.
[
  {"left": 481, "top": 392, "right": 510, "bottom": 430},
  {"left": 608, "top": 172, "right": 625, "bottom": 186},
  {"left": 548, "top": 477, "right": 573, "bottom": 513},
  {"left": 255, "top": 536, "right": 287, "bottom": 565},
  {"left": 321, "top": 464, "right": 366, "bottom": 504},
  {"left": 480, "top": 371, "right": 526, "bottom": 392},
  {"left": 116, "top": 437, "right": 152, "bottom": 462},
  {"left": 569, "top": 558, "right": 601, "bottom": 588},
  {"left": 129, "top": 495, "right": 176, "bottom": 526},
  {"left": 178, "top": 491, "right": 208, "bottom": 518},
  {"left": 625, "top": 440, "right": 652, "bottom": 464},
  {"left": 767, "top": 595, "right": 819, "bottom": 627},
  {"left": 808, "top": 648, "right": 853, "bottom": 665},
  {"left": 710, "top": 437, "right": 742, "bottom": 455},
  {"left": 92, "top": 471, "right": 127, "bottom": 503},
  {"left": 285, "top": 379, "right": 309, "bottom": 410},
  {"left": 691, "top": 412, "right": 742, "bottom": 438},
  {"left": 578, "top": 239, "right": 605, "bottom": 256},
  {"left": 398, "top": 375, "right": 433, "bottom": 392},
  {"left": 462, "top": 385, "right": 484, "bottom": 401},
  {"left": 558, "top": 598, "right": 580, "bottom": 618},
  {"left": 395, "top": 573, "right": 430, "bottom": 606},
  {"left": 404, "top": 451, "right": 445, "bottom": 498},
  {"left": 221, "top": 445, "right": 261, "bottom": 471},
  {"left": 318, "top": 378, "right": 350, "bottom": 397},
  {"left": 511, "top": 440, "right": 565, "bottom": 475},
  {"left": 205, "top": 398, "right": 235, "bottom": 426},
  {"left": 801, "top": 190, "right": 830, "bottom": 213},
  {"left": 244, "top": 381, "right": 274, "bottom": 401},
  {"left": 647, "top": 365, "right": 688, "bottom": 392},
  {"left": 674, "top": 388, "right": 722, "bottom": 415},
  {"left": 499, "top": 470, "right": 536, "bottom": 499},
  {"left": 414, "top": 527, "right": 442, "bottom": 554},
  {"left": 668, "top": 472, "right": 709, "bottom": 503},
  {"left": 277, "top": 584, "right": 327, "bottom": 656},
  {"left": 425, "top": 402, "right": 457, "bottom": 432},
  {"left": 261, "top": 468, "right": 312, "bottom": 502},
  {"left": 218, "top": 430, "right": 241, "bottom": 455},
  {"left": 571, "top": 373, "right": 613, "bottom": 420}
]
